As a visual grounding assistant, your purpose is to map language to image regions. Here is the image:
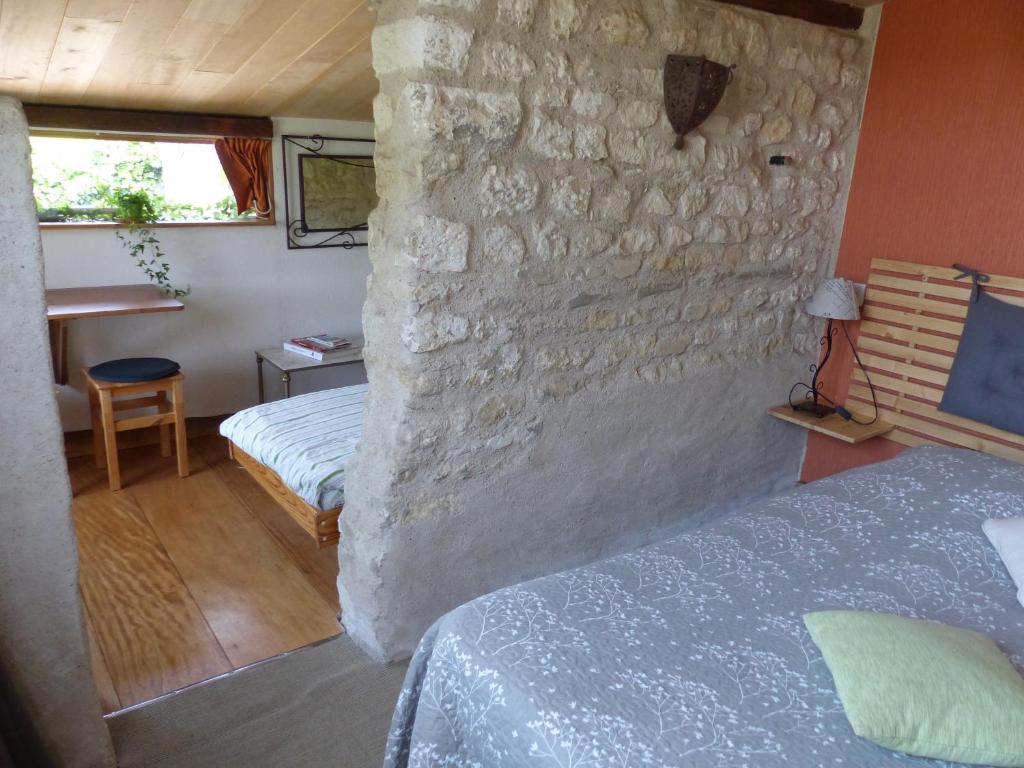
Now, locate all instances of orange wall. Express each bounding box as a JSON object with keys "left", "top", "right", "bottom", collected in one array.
[{"left": 801, "top": 0, "right": 1024, "bottom": 481}]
